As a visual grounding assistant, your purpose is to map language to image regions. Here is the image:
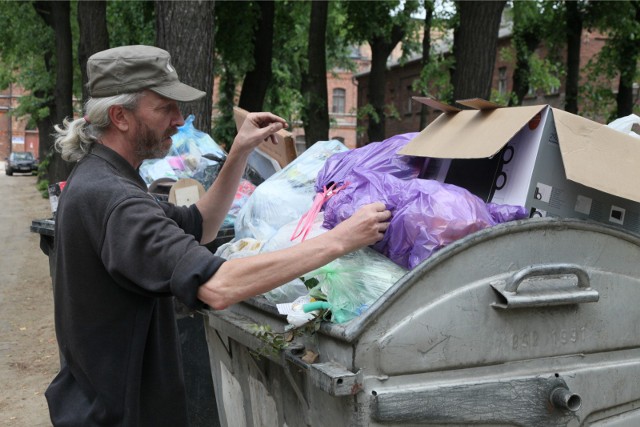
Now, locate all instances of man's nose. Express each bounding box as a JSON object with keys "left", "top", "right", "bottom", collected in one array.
[{"left": 172, "top": 110, "right": 185, "bottom": 128}]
